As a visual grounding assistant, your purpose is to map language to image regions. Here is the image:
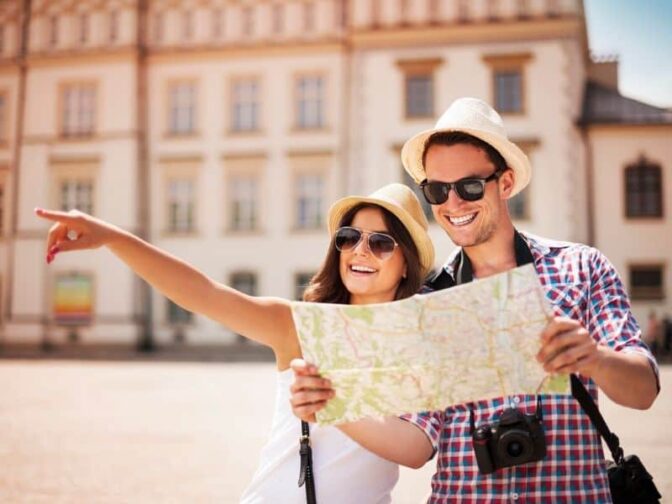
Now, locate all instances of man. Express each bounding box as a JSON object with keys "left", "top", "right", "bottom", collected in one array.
[{"left": 289, "top": 98, "right": 659, "bottom": 502}]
